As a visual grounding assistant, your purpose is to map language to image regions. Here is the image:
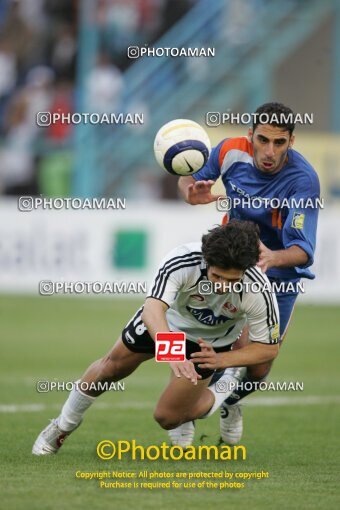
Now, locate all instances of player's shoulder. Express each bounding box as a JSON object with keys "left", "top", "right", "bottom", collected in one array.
[
  {"left": 242, "top": 266, "right": 276, "bottom": 306},
  {"left": 217, "top": 136, "right": 254, "bottom": 172},
  {"left": 289, "top": 149, "right": 320, "bottom": 190},
  {"left": 158, "top": 242, "right": 204, "bottom": 286},
  {"left": 218, "top": 136, "right": 254, "bottom": 157},
  {"left": 242, "top": 266, "right": 278, "bottom": 316},
  {"left": 243, "top": 265, "right": 271, "bottom": 288}
]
